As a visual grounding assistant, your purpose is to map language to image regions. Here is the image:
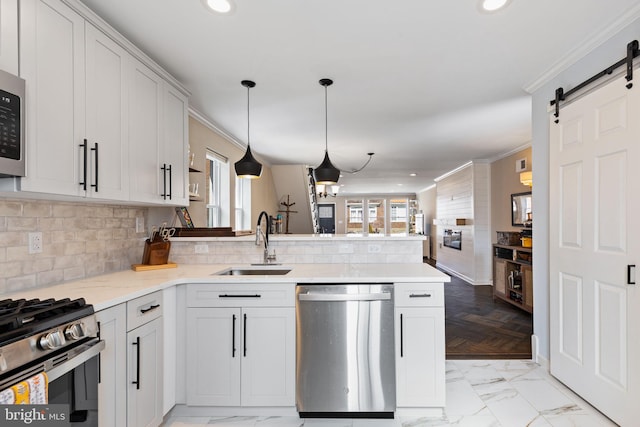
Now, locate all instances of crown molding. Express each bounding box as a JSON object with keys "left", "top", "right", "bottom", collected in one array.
[{"left": 523, "top": 3, "right": 640, "bottom": 93}]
